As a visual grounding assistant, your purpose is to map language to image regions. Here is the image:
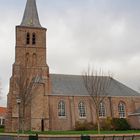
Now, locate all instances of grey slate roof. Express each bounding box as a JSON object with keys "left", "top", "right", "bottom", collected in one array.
[
  {"left": 21, "top": 0, "right": 41, "bottom": 27},
  {"left": 50, "top": 74, "right": 140, "bottom": 97}
]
